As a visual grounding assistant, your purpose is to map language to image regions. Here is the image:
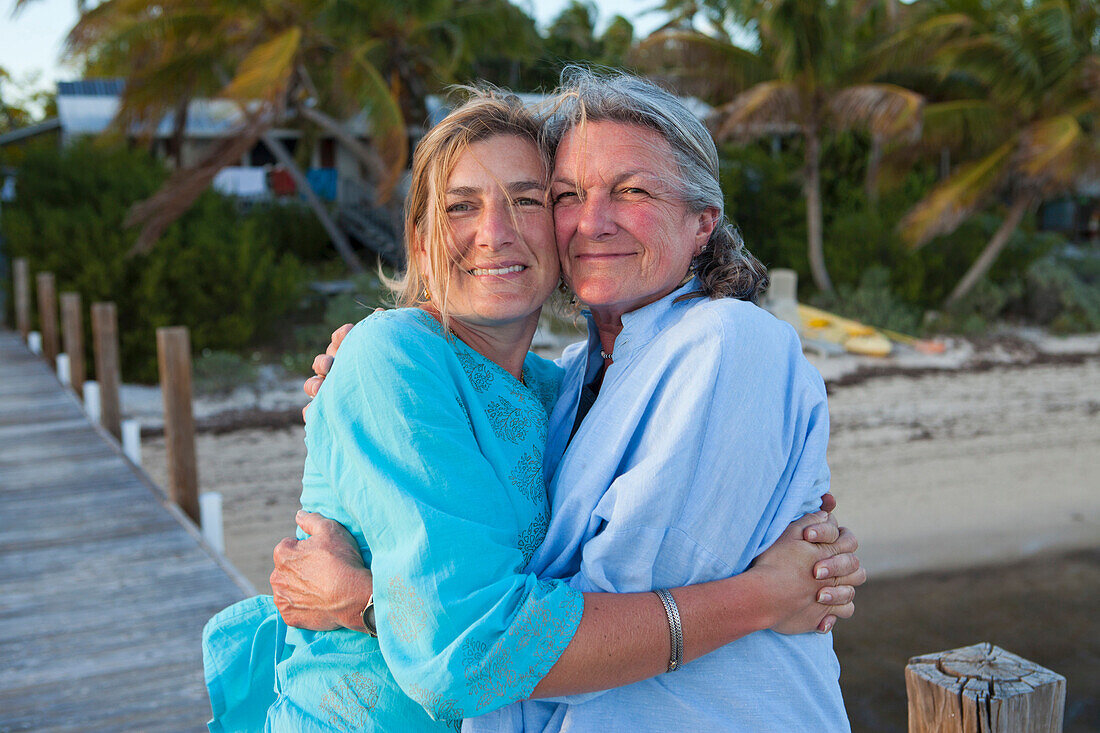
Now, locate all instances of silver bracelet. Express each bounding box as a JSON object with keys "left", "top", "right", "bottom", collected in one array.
[{"left": 653, "top": 588, "right": 683, "bottom": 672}]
